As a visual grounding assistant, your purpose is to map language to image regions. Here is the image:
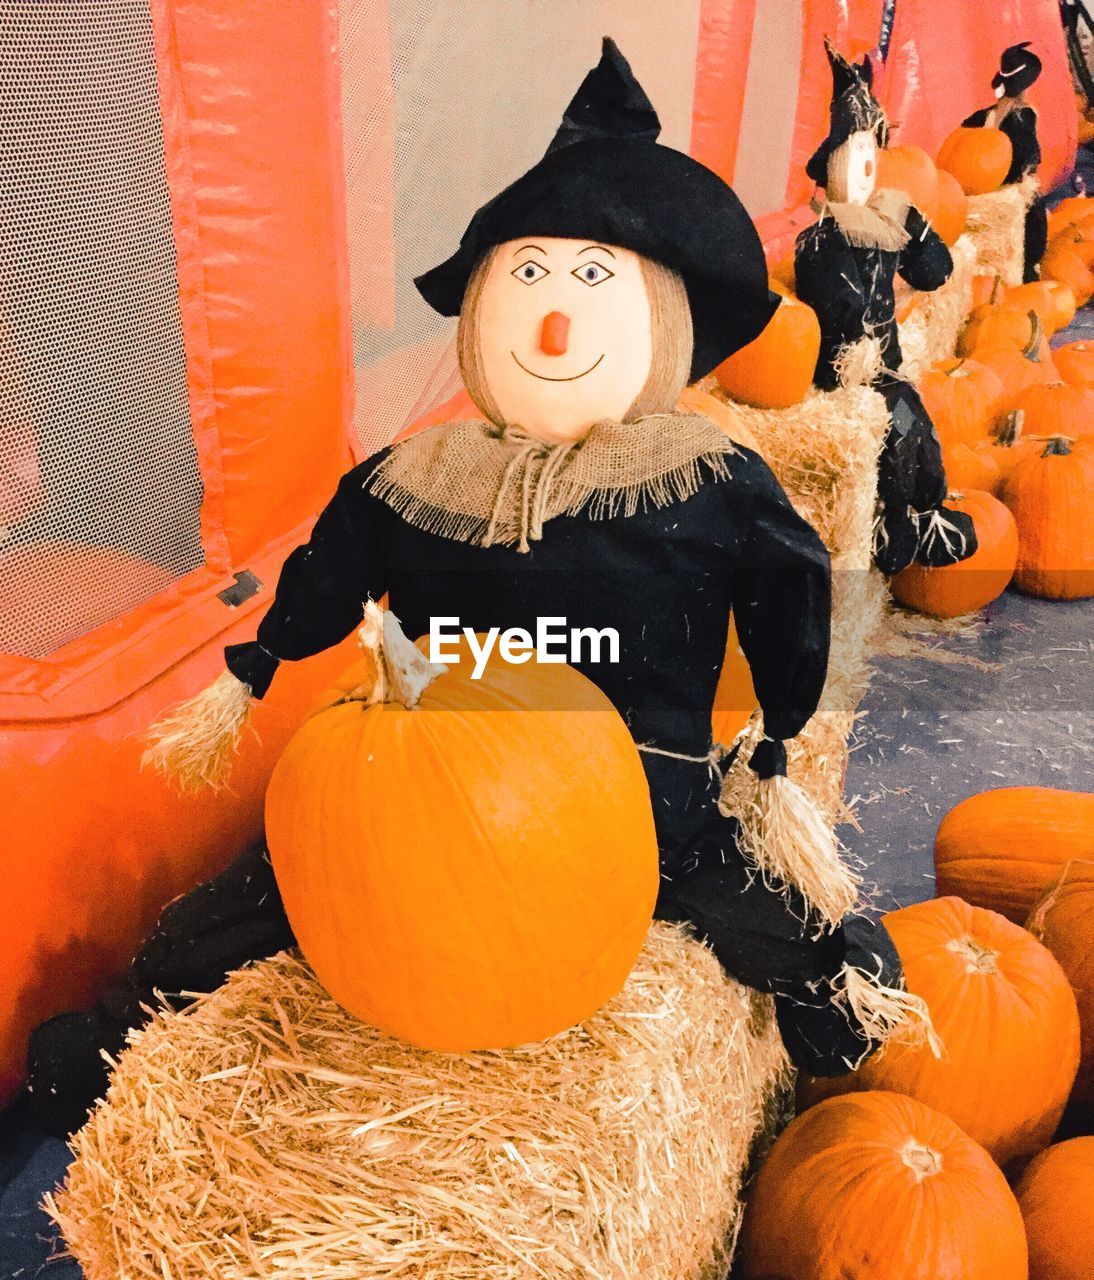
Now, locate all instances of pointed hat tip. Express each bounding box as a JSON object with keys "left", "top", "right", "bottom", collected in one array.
[{"left": 544, "top": 34, "right": 661, "bottom": 156}]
